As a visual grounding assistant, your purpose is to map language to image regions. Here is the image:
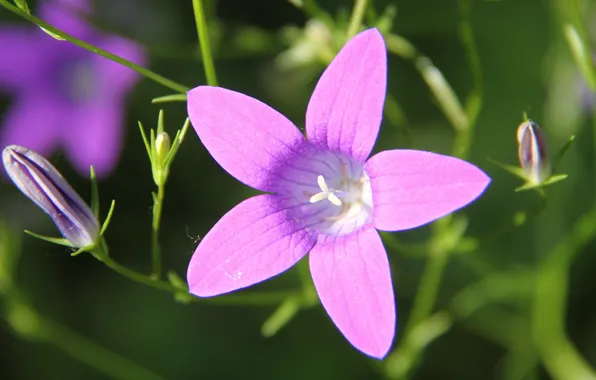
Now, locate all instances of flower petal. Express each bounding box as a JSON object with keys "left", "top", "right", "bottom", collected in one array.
[
  {"left": 0, "top": 92, "right": 63, "bottom": 159},
  {"left": 187, "top": 86, "right": 307, "bottom": 192},
  {"left": 94, "top": 35, "right": 146, "bottom": 95},
  {"left": 187, "top": 194, "right": 317, "bottom": 297},
  {"left": 38, "top": 0, "right": 93, "bottom": 39},
  {"left": 62, "top": 100, "right": 124, "bottom": 177},
  {"left": 309, "top": 226, "right": 395, "bottom": 358},
  {"left": 0, "top": 27, "right": 47, "bottom": 90},
  {"left": 305, "top": 28, "right": 386, "bottom": 162},
  {"left": 365, "top": 150, "right": 491, "bottom": 231}
]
